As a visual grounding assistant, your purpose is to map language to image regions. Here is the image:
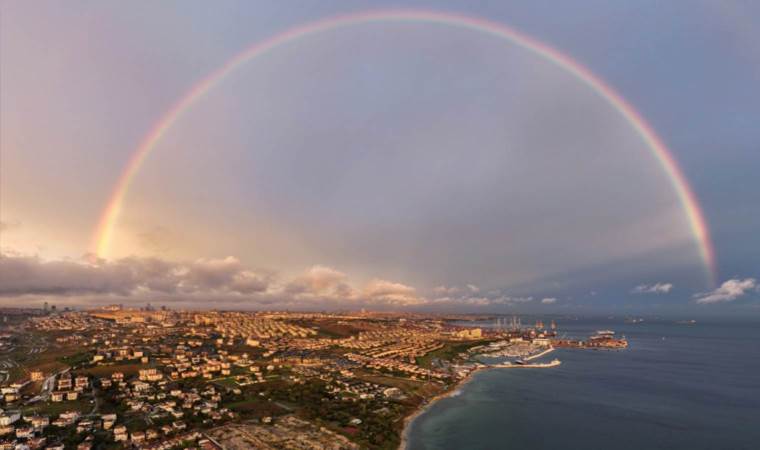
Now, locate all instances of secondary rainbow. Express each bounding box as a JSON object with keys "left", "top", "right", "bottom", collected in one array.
[{"left": 91, "top": 9, "right": 718, "bottom": 286}]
